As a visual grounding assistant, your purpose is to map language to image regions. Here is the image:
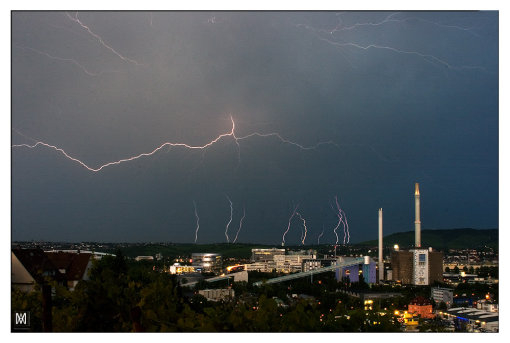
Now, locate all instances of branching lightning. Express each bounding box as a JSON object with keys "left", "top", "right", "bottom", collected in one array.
[
  {"left": 14, "top": 45, "right": 118, "bottom": 77},
  {"left": 333, "top": 195, "right": 350, "bottom": 244},
  {"left": 297, "top": 13, "right": 486, "bottom": 72},
  {"left": 332, "top": 12, "right": 478, "bottom": 35},
  {"left": 317, "top": 37, "right": 486, "bottom": 72},
  {"left": 65, "top": 12, "right": 143, "bottom": 66},
  {"left": 193, "top": 201, "right": 200, "bottom": 243},
  {"left": 233, "top": 206, "right": 246, "bottom": 243},
  {"left": 12, "top": 116, "right": 337, "bottom": 172},
  {"left": 296, "top": 212, "right": 308, "bottom": 246},
  {"left": 282, "top": 204, "right": 299, "bottom": 246},
  {"left": 225, "top": 195, "right": 233, "bottom": 243}
]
